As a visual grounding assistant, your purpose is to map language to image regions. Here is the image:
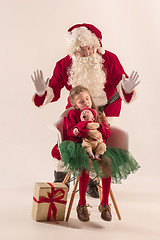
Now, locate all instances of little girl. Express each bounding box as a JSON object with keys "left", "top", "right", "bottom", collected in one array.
[{"left": 59, "top": 85, "right": 140, "bottom": 222}]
